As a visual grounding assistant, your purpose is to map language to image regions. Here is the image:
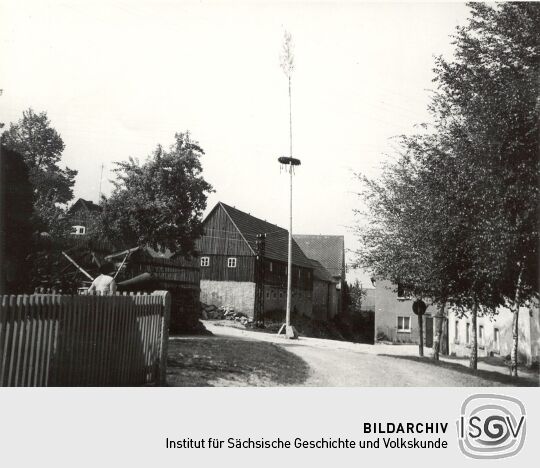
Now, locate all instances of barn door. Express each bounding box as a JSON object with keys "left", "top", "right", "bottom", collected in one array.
[{"left": 425, "top": 316, "right": 434, "bottom": 347}]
